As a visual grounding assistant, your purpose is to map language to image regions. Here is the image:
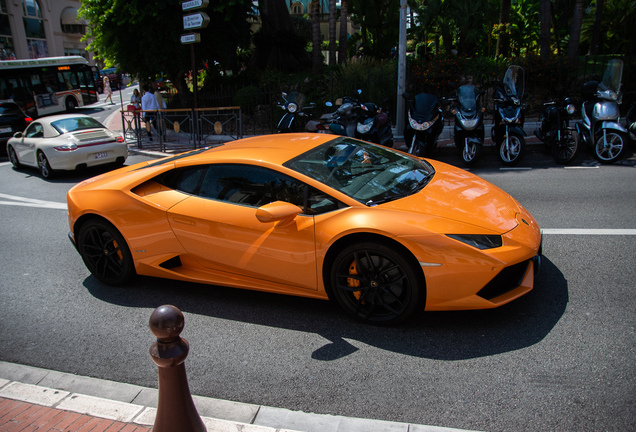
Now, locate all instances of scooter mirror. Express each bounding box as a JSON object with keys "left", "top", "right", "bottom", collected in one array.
[{"left": 282, "top": 92, "right": 287, "bottom": 97}]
